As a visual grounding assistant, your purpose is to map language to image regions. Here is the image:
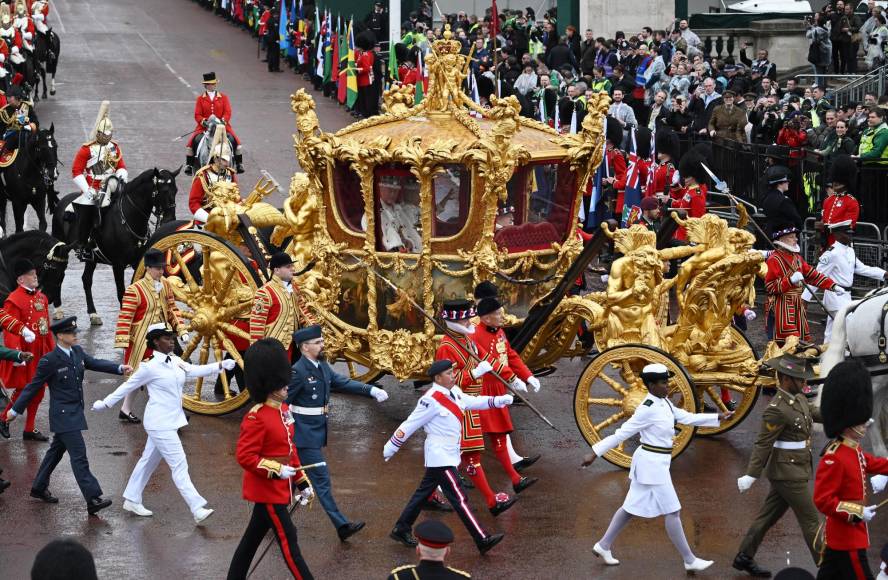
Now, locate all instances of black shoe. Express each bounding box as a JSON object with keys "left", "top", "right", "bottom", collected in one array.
[
  {"left": 118, "top": 411, "right": 141, "bottom": 424},
  {"left": 236, "top": 163, "right": 245, "bottom": 174},
  {"left": 489, "top": 495, "right": 518, "bottom": 517},
  {"left": 0, "top": 478, "right": 10, "bottom": 494},
  {"left": 87, "top": 496, "right": 112, "bottom": 515},
  {"left": 459, "top": 472, "right": 474, "bottom": 489},
  {"left": 421, "top": 496, "right": 453, "bottom": 512},
  {"left": 337, "top": 520, "right": 365, "bottom": 542},
  {"left": 30, "top": 488, "right": 58, "bottom": 503},
  {"left": 476, "top": 532, "right": 505, "bottom": 554},
  {"left": 732, "top": 553, "right": 772, "bottom": 577},
  {"left": 23, "top": 429, "right": 49, "bottom": 442},
  {"left": 513, "top": 476, "right": 538, "bottom": 494},
  {"left": 184, "top": 164, "right": 194, "bottom": 176},
  {"left": 513, "top": 454, "right": 541, "bottom": 472},
  {"left": 0, "top": 419, "right": 9, "bottom": 439},
  {"left": 389, "top": 527, "right": 417, "bottom": 547}
]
